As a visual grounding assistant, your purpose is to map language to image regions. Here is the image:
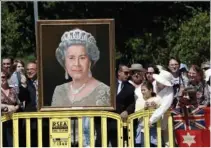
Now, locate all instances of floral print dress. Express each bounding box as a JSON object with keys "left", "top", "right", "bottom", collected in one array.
[{"left": 1, "top": 87, "right": 20, "bottom": 106}]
